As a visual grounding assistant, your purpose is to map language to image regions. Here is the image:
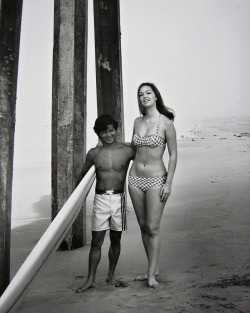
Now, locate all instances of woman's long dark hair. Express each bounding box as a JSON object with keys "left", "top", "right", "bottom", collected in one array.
[{"left": 137, "top": 82, "right": 175, "bottom": 120}]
